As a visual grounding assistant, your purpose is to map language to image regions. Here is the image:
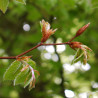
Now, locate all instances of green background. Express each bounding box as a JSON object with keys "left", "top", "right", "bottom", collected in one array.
[{"left": 0, "top": 0, "right": 98, "bottom": 98}]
